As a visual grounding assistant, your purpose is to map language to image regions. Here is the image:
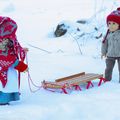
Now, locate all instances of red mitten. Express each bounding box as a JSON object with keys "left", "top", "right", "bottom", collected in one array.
[{"left": 15, "top": 61, "right": 28, "bottom": 72}]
